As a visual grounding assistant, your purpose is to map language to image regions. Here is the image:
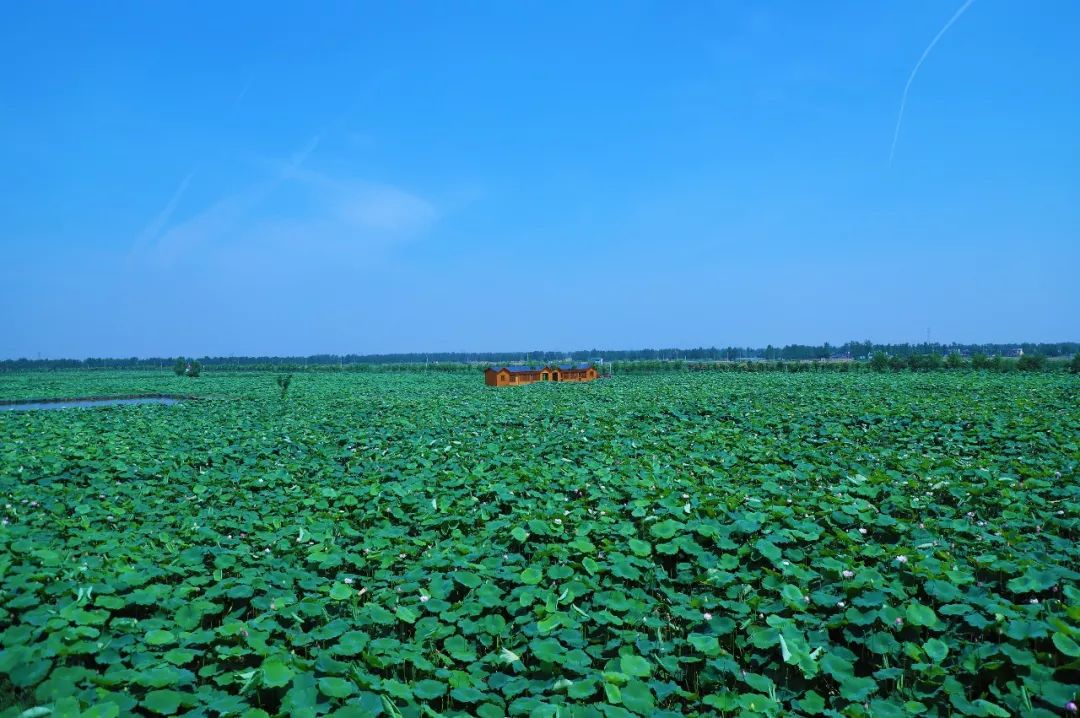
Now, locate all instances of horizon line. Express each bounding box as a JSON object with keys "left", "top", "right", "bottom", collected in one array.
[{"left": 3, "top": 339, "right": 1078, "bottom": 363}]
